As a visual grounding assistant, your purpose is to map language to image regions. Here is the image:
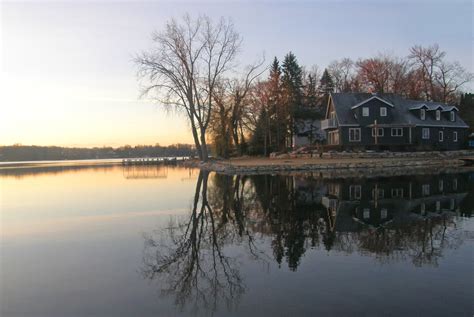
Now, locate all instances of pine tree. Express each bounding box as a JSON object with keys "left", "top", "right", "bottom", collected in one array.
[
  {"left": 318, "top": 68, "right": 335, "bottom": 113},
  {"left": 268, "top": 57, "right": 283, "bottom": 151},
  {"left": 281, "top": 52, "right": 303, "bottom": 149},
  {"left": 459, "top": 93, "right": 474, "bottom": 133},
  {"left": 319, "top": 68, "right": 334, "bottom": 95},
  {"left": 304, "top": 73, "right": 318, "bottom": 108}
]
